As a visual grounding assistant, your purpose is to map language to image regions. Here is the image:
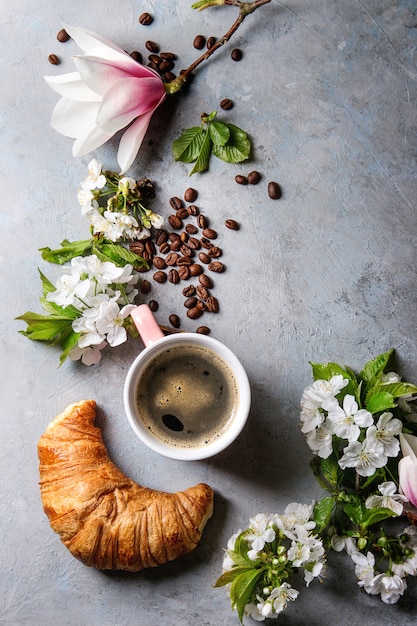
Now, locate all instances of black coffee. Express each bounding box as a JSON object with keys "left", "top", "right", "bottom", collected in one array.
[{"left": 135, "top": 344, "right": 239, "bottom": 449}]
